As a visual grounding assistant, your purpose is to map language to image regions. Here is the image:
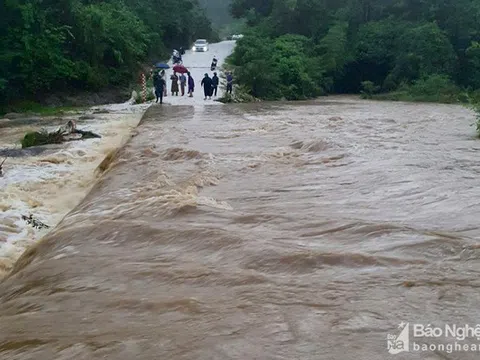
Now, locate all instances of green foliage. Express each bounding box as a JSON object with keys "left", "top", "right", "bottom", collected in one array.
[
  {"left": 469, "top": 102, "right": 480, "bottom": 137},
  {"left": 465, "top": 42, "right": 480, "bottom": 89},
  {"left": 397, "top": 23, "right": 457, "bottom": 78},
  {"left": 227, "top": 32, "right": 325, "bottom": 100},
  {"left": 360, "top": 81, "right": 380, "bottom": 99},
  {"left": 133, "top": 89, "right": 155, "bottom": 104},
  {"left": 372, "top": 75, "right": 463, "bottom": 103},
  {"left": 217, "top": 84, "right": 258, "bottom": 103},
  {"left": 21, "top": 129, "right": 66, "bottom": 148},
  {"left": 0, "top": 0, "right": 217, "bottom": 107},
  {"left": 228, "top": 0, "right": 480, "bottom": 102}
]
